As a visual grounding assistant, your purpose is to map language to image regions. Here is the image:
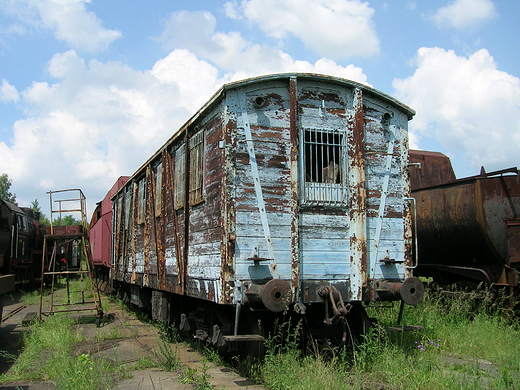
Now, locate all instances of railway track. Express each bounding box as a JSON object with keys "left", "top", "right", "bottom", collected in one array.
[{"left": 1, "top": 304, "right": 26, "bottom": 322}]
